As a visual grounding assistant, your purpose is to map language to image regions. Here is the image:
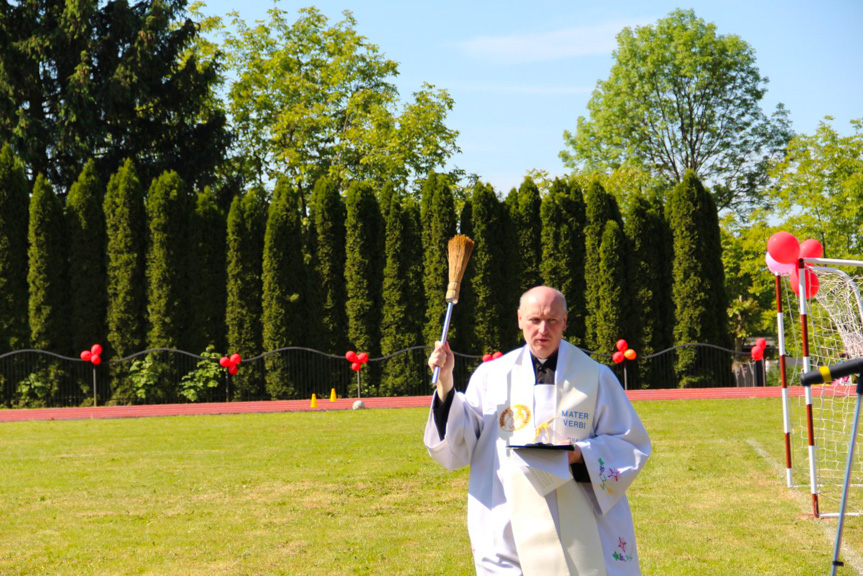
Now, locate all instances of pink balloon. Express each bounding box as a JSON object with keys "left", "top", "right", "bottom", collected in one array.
[
  {"left": 90, "top": 343, "right": 102, "bottom": 356},
  {"left": 612, "top": 351, "right": 625, "bottom": 364},
  {"left": 228, "top": 364, "right": 238, "bottom": 375},
  {"left": 791, "top": 266, "right": 820, "bottom": 298},
  {"left": 80, "top": 350, "right": 92, "bottom": 362},
  {"left": 346, "top": 351, "right": 358, "bottom": 363},
  {"left": 90, "top": 354, "right": 101, "bottom": 366},
  {"left": 357, "top": 352, "right": 369, "bottom": 364},
  {"left": 799, "top": 238, "right": 824, "bottom": 259},
  {"left": 351, "top": 362, "right": 361, "bottom": 372},
  {"left": 767, "top": 232, "right": 800, "bottom": 264},
  {"left": 765, "top": 253, "right": 795, "bottom": 276},
  {"left": 482, "top": 354, "right": 492, "bottom": 362},
  {"left": 616, "top": 339, "right": 628, "bottom": 352},
  {"left": 492, "top": 351, "right": 503, "bottom": 360}
]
